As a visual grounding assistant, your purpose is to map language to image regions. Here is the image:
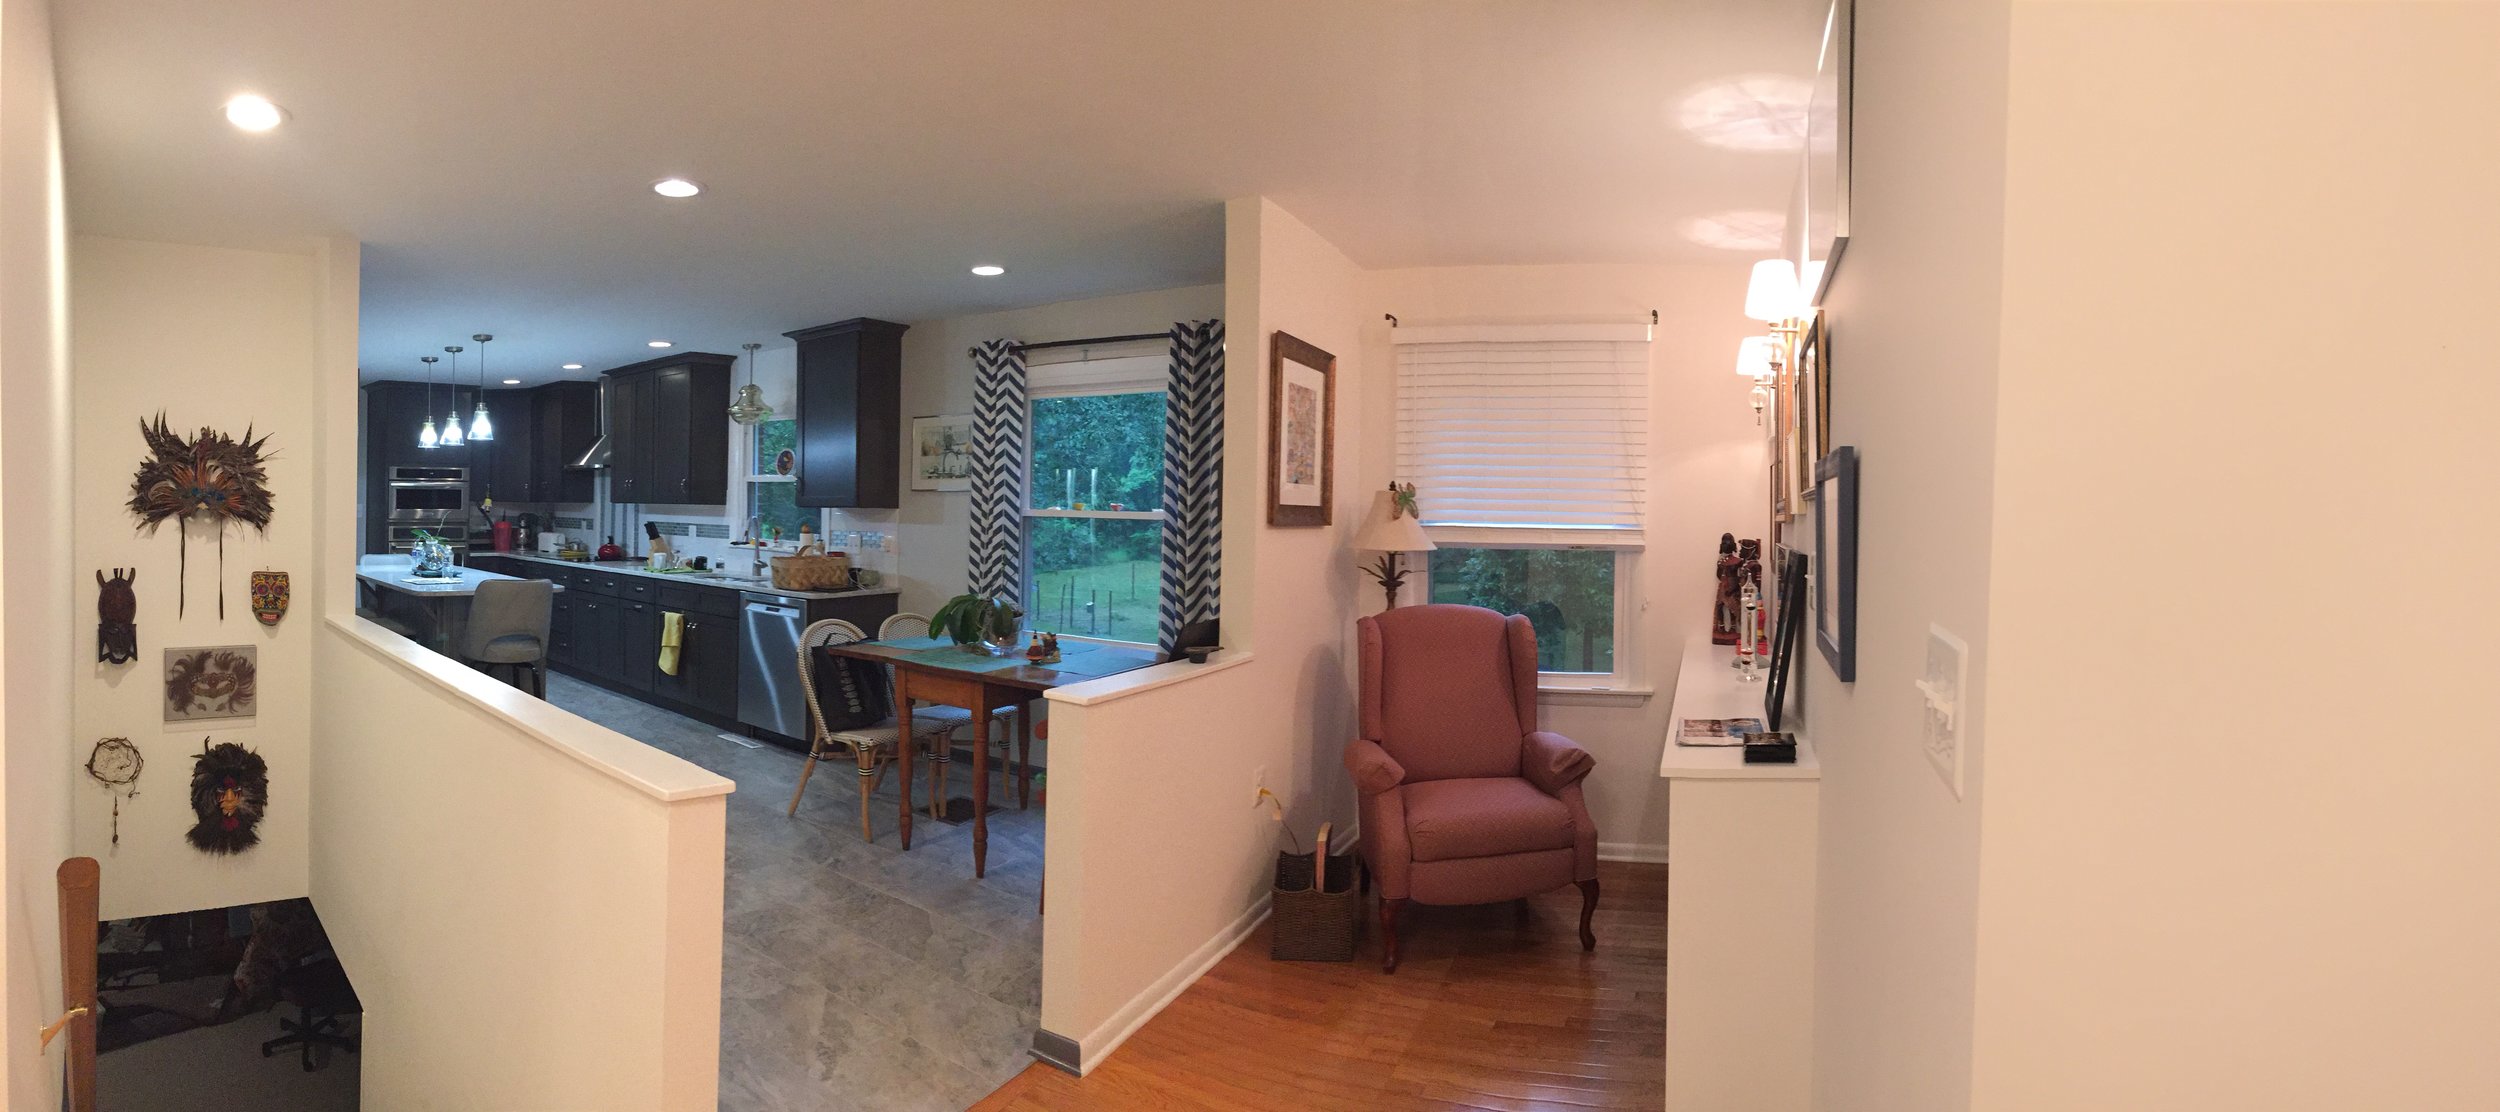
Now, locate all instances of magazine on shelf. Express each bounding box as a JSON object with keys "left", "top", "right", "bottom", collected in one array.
[{"left": 1676, "top": 716, "right": 1766, "bottom": 747}]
